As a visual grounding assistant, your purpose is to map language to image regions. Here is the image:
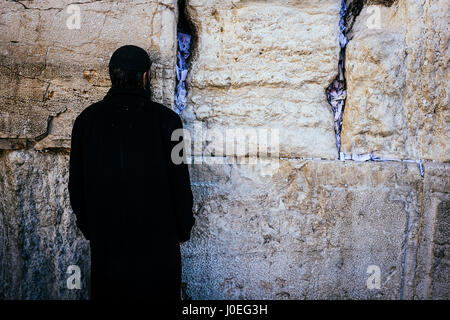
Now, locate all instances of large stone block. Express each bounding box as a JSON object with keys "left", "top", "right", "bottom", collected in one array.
[
  {"left": 0, "top": 0, "right": 448, "bottom": 301},
  {"left": 0, "top": 0, "right": 177, "bottom": 148},
  {"left": 181, "top": 158, "right": 445, "bottom": 299},
  {"left": 182, "top": 0, "right": 341, "bottom": 159},
  {"left": 341, "top": 0, "right": 449, "bottom": 162}
]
